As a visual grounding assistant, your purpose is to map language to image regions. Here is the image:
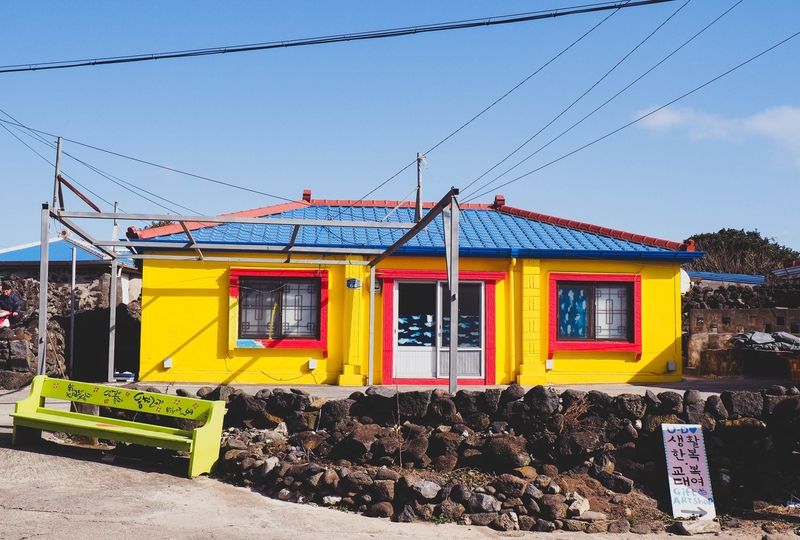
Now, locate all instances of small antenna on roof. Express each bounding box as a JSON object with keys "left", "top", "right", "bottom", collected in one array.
[{"left": 415, "top": 152, "right": 425, "bottom": 222}]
